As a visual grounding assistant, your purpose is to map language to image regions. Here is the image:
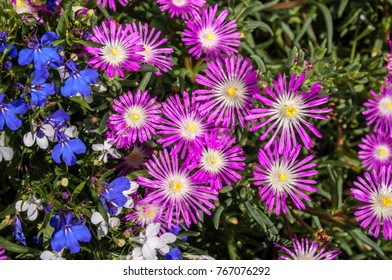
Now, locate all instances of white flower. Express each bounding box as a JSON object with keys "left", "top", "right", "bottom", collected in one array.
[
  {"left": 91, "top": 212, "right": 121, "bottom": 237},
  {"left": 0, "top": 132, "right": 13, "bottom": 162},
  {"left": 15, "top": 194, "right": 43, "bottom": 221},
  {"left": 23, "top": 121, "right": 55, "bottom": 149},
  {"left": 130, "top": 223, "right": 176, "bottom": 260},
  {"left": 182, "top": 254, "right": 215, "bottom": 260},
  {"left": 123, "top": 181, "right": 139, "bottom": 209},
  {"left": 92, "top": 80, "right": 108, "bottom": 93},
  {"left": 92, "top": 139, "right": 121, "bottom": 163},
  {"left": 40, "top": 250, "right": 65, "bottom": 260}
]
